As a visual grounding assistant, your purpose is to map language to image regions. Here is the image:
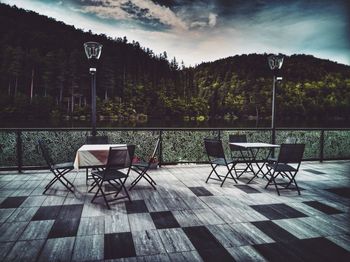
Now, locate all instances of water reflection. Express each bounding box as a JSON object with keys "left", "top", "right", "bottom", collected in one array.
[{"left": 0, "top": 117, "right": 348, "bottom": 128}]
